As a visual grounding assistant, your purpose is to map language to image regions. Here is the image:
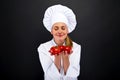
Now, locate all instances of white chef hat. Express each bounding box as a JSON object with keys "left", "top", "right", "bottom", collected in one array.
[{"left": 43, "top": 4, "right": 77, "bottom": 33}]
